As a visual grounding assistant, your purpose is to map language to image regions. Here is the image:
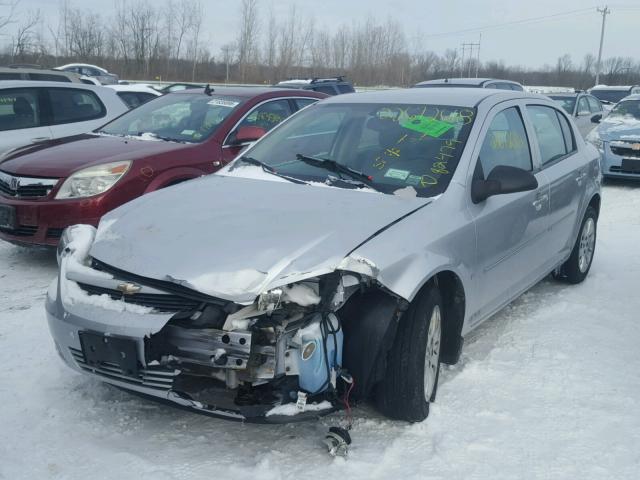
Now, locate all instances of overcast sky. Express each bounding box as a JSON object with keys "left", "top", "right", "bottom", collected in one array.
[{"left": 7, "top": 0, "right": 640, "bottom": 68}]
